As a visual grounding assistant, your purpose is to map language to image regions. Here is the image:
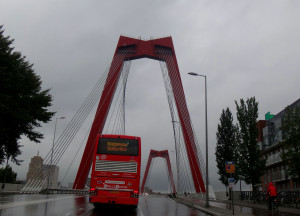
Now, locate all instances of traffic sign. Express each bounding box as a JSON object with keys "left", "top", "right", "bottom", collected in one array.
[
  {"left": 225, "top": 161, "right": 235, "bottom": 173},
  {"left": 228, "top": 177, "right": 234, "bottom": 188}
]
